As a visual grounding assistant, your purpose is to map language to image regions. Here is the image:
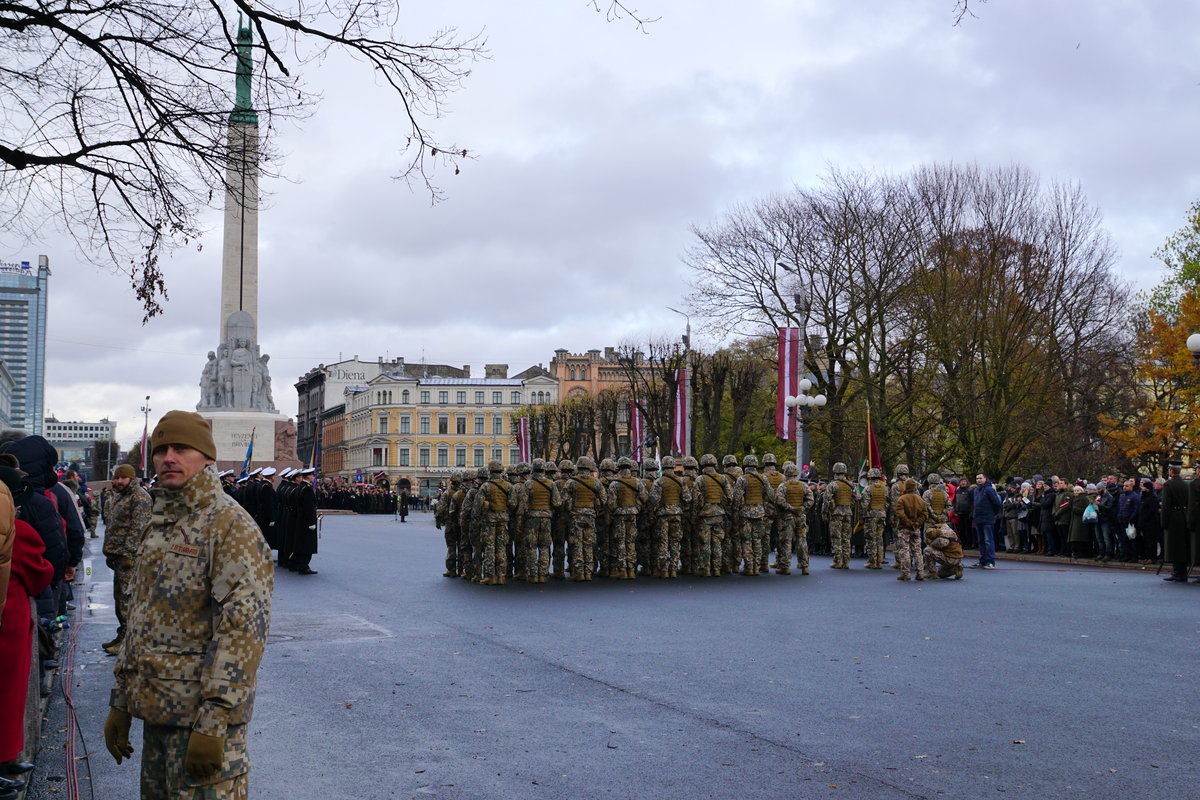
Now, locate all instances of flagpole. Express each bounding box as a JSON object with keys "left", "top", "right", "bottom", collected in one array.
[{"left": 139, "top": 395, "right": 151, "bottom": 477}]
